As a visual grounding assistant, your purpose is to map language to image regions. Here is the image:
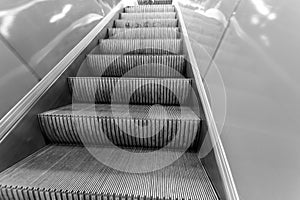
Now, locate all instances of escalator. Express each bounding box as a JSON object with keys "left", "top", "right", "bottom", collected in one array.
[{"left": 0, "top": 1, "right": 236, "bottom": 200}]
